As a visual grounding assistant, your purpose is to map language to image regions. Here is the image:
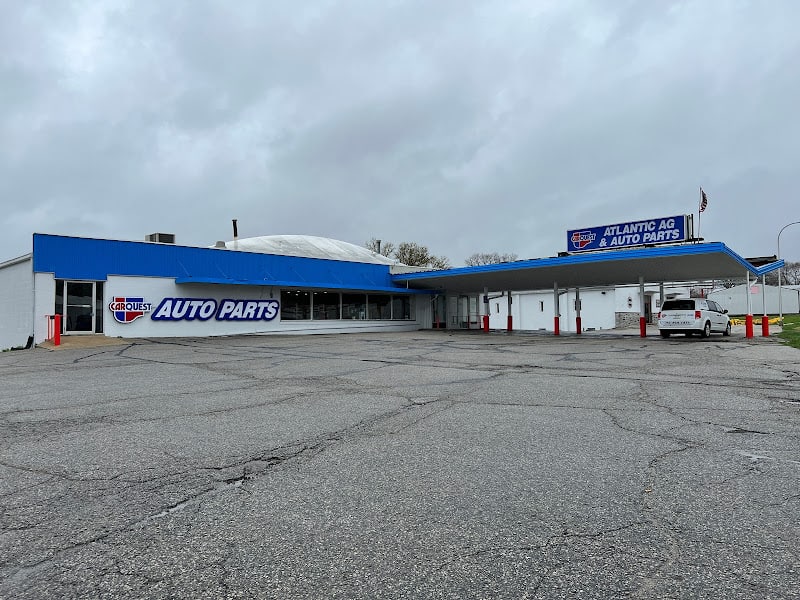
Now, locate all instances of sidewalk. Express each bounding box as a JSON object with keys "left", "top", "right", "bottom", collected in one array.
[{"left": 38, "top": 335, "right": 139, "bottom": 350}]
